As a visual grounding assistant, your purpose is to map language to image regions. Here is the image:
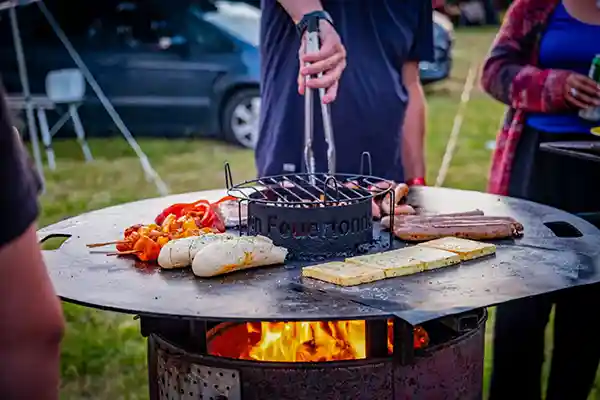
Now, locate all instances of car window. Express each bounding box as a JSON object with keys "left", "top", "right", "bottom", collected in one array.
[
  {"left": 201, "top": 1, "right": 260, "bottom": 47},
  {"left": 188, "top": 19, "right": 235, "bottom": 54},
  {"left": 86, "top": 2, "right": 177, "bottom": 50}
]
